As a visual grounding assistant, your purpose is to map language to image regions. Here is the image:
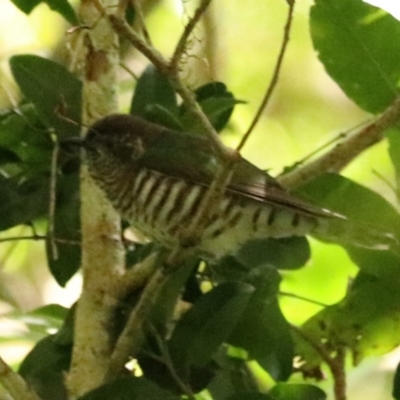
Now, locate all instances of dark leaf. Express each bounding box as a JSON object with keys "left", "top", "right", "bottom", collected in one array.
[
  {"left": 46, "top": 174, "right": 81, "bottom": 286},
  {"left": 181, "top": 82, "right": 244, "bottom": 133},
  {"left": 11, "top": 0, "right": 78, "bottom": 25},
  {"left": 269, "top": 383, "right": 327, "bottom": 400},
  {"left": 148, "top": 257, "right": 199, "bottom": 336},
  {"left": 225, "top": 393, "right": 273, "bottom": 400},
  {"left": 229, "top": 268, "right": 294, "bottom": 381},
  {"left": 208, "top": 350, "right": 259, "bottom": 399},
  {"left": 10, "top": 55, "right": 82, "bottom": 138},
  {"left": 393, "top": 361, "right": 400, "bottom": 399},
  {"left": 78, "top": 377, "right": 179, "bottom": 400},
  {"left": 0, "top": 104, "right": 53, "bottom": 172},
  {"left": 0, "top": 146, "right": 20, "bottom": 164},
  {"left": 19, "top": 335, "right": 72, "bottom": 400},
  {"left": 0, "top": 175, "right": 49, "bottom": 231},
  {"left": 168, "top": 282, "right": 254, "bottom": 375},
  {"left": 310, "top": 0, "right": 400, "bottom": 113},
  {"left": 144, "top": 104, "right": 184, "bottom": 130},
  {"left": 235, "top": 237, "right": 310, "bottom": 270},
  {"left": 131, "top": 64, "right": 178, "bottom": 119}
]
